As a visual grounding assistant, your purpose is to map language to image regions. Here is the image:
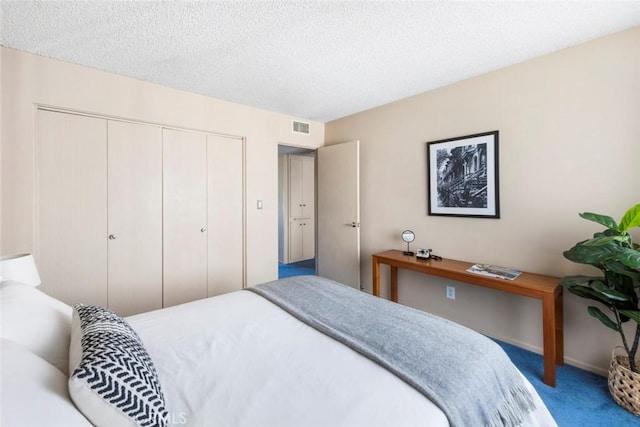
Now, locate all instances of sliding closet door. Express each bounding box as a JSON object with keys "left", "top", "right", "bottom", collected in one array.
[
  {"left": 207, "top": 134, "right": 244, "bottom": 296},
  {"left": 36, "top": 110, "right": 108, "bottom": 306},
  {"left": 107, "top": 121, "right": 163, "bottom": 316},
  {"left": 163, "top": 128, "right": 208, "bottom": 307}
]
